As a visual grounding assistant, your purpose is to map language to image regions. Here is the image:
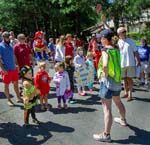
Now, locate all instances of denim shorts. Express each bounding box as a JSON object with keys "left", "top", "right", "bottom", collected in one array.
[{"left": 98, "top": 81, "right": 121, "bottom": 99}]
